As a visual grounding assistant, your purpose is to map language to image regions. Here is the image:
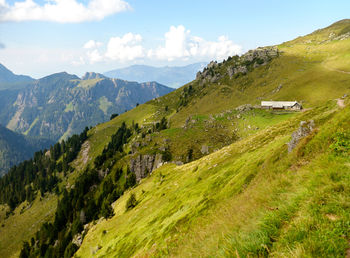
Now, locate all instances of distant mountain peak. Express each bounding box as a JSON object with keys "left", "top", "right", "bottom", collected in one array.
[
  {"left": 40, "top": 71, "right": 80, "bottom": 81},
  {"left": 104, "top": 62, "right": 208, "bottom": 88},
  {"left": 0, "top": 63, "right": 34, "bottom": 90},
  {"left": 82, "top": 72, "right": 107, "bottom": 80}
]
